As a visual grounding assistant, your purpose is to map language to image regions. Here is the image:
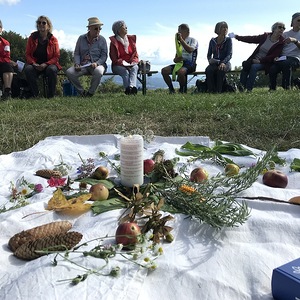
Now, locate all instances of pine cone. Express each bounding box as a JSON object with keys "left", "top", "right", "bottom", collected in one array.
[
  {"left": 35, "top": 169, "right": 62, "bottom": 179},
  {"left": 14, "top": 231, "right": 83, "bottom": 260},
  {"left": 8, "top": 221, "right": 72, "bottom": 252}
]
